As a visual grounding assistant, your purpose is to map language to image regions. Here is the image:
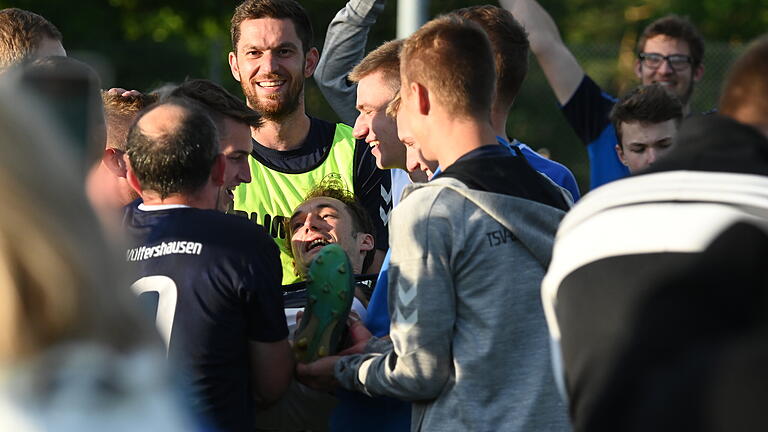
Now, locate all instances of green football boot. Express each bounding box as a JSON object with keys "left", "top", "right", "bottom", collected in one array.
[{"left": 293, "top": 244, "right": 354, "bottom": 363}]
